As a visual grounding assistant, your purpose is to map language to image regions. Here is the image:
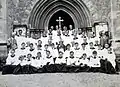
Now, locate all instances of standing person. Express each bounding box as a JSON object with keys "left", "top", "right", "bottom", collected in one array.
[{"left": 9, "top": 34, "right": 17, "bottom": 50}]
